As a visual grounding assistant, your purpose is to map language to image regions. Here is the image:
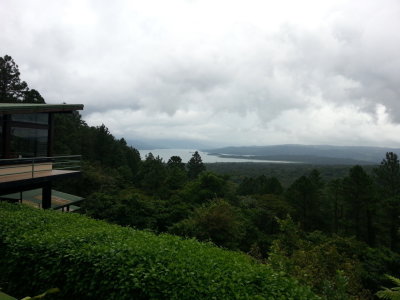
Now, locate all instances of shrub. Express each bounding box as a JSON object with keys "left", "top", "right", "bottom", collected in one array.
[
  {"left": 0, "top": 203, "right": 316, "bottom": 300},
  {"left": 169, "top": 199, "right": 246, "bottom": 249}
]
